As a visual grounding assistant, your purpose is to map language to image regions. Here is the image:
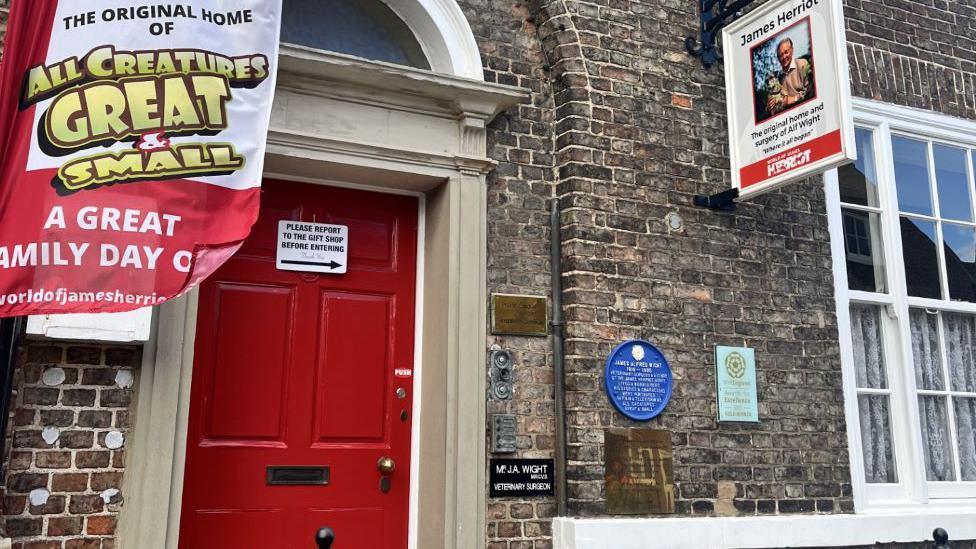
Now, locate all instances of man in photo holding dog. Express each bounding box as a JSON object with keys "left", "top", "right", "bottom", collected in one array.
[{"left": 766, "top": 37, "right": 813, "bottom": 116}]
